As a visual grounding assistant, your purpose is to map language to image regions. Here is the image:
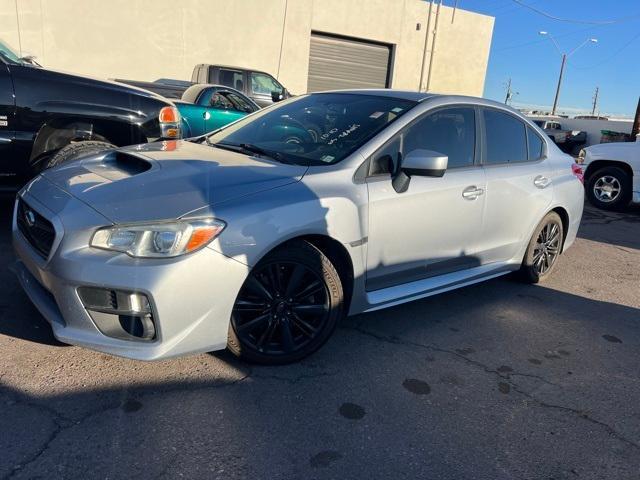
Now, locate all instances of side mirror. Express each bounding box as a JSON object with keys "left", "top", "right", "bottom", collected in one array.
[
  {"left": 392, "top": 149, "right": 448, "bottom": 193},
  {"left": 271, "top": 90, "right": 285, "bottom": 102}
]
